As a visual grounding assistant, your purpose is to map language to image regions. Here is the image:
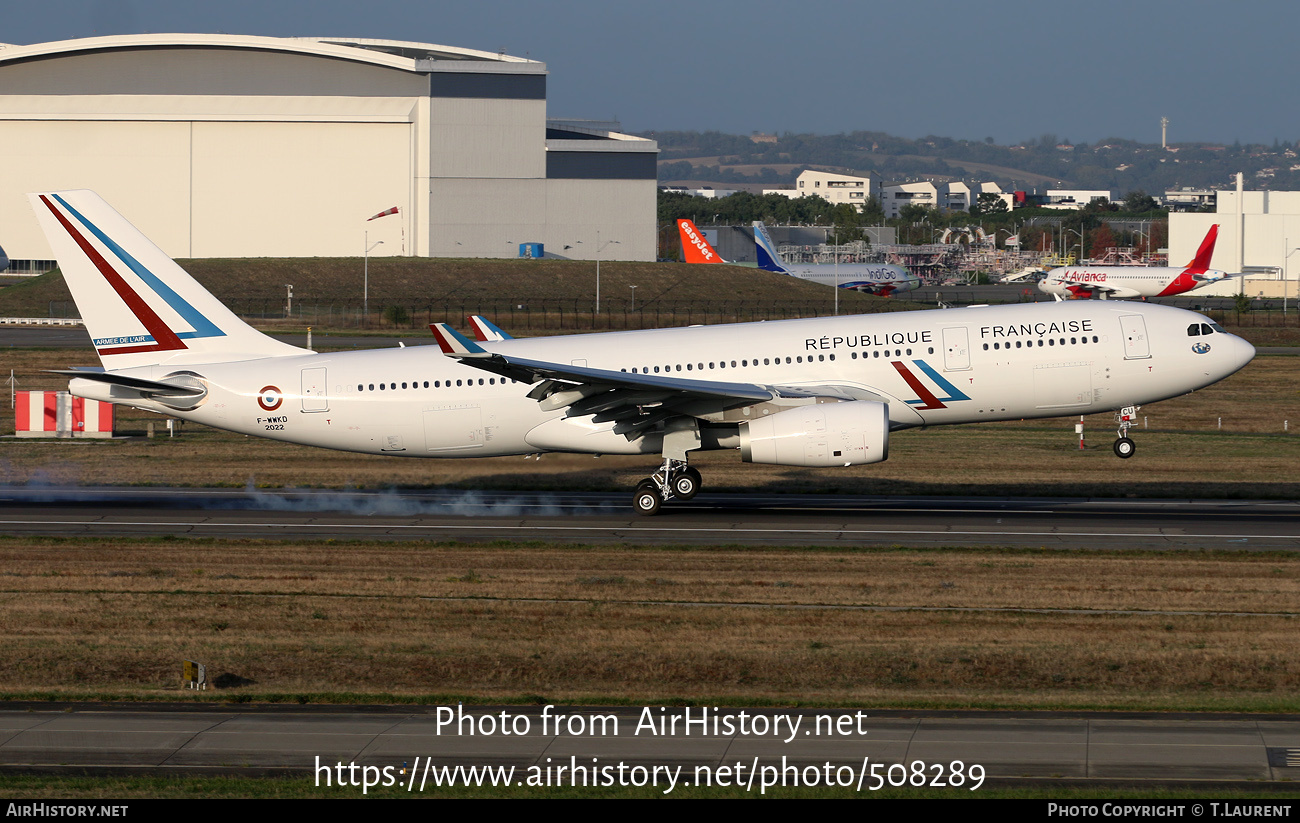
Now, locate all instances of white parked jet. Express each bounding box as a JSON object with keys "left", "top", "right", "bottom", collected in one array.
[
  {"left": 753, "top": 221, "right": 920, "bottom": 296},
  {"left": 1038, "top": 224, "right": 1226, "bottom": 299},
  {"left": 34, "top": 191, "right": 1254, "bottom": 514}
]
